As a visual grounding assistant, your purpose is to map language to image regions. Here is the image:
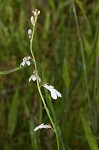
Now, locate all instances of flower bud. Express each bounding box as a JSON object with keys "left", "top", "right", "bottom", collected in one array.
[
  {"left": 31, "top": 16, "right": 35, "bottom": 24},
  {"left": 37, "top": 10, "right": 40, "bottom": 15},
  {"left": 28, "top": 29, "right": 32, "bottom": 38}
]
